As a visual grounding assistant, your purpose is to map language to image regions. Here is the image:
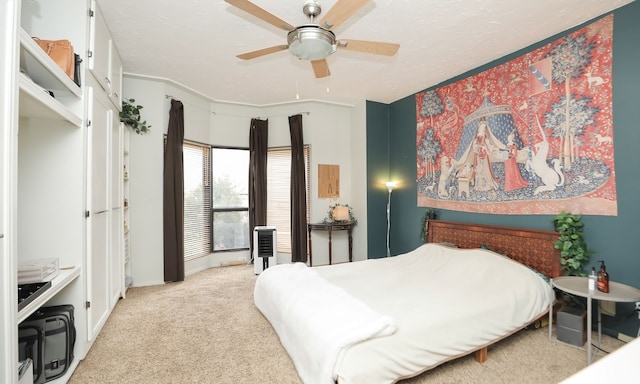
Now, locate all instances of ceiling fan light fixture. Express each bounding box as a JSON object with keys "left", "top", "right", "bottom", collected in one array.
[{"left": 287, "top": 25, "right": 336, "bottom": 61}]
